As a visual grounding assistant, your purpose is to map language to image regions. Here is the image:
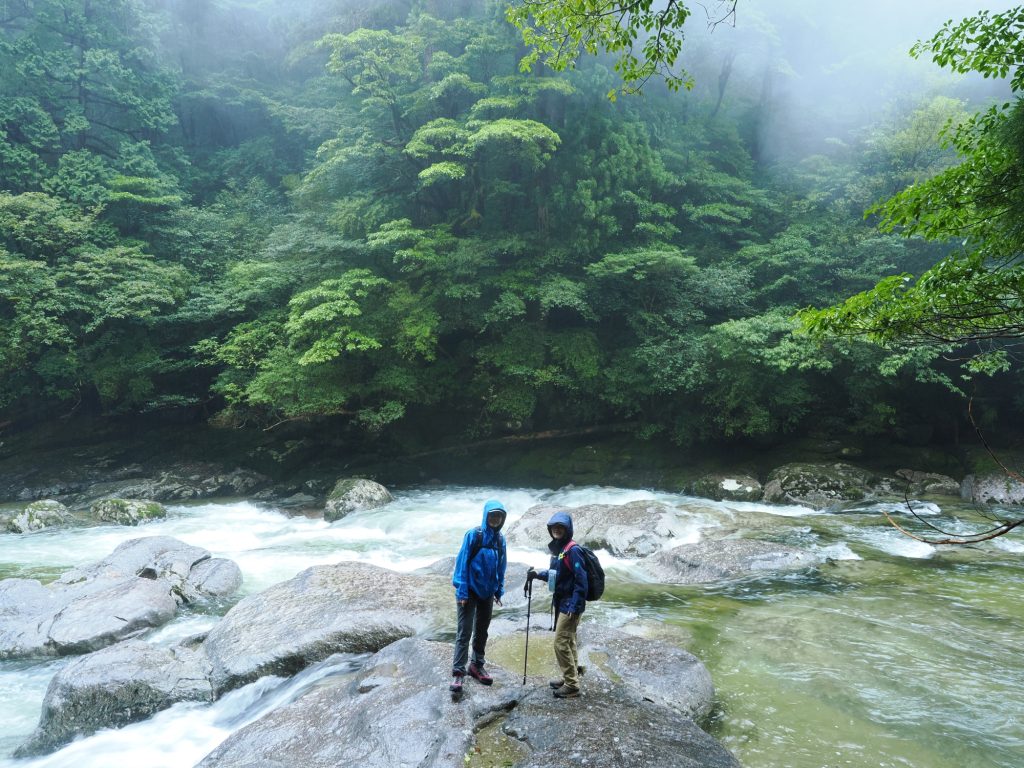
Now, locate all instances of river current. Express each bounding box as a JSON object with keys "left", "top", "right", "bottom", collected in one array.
[{"left": 0, "top": 485, "right": 1020, "bottom": 768}]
